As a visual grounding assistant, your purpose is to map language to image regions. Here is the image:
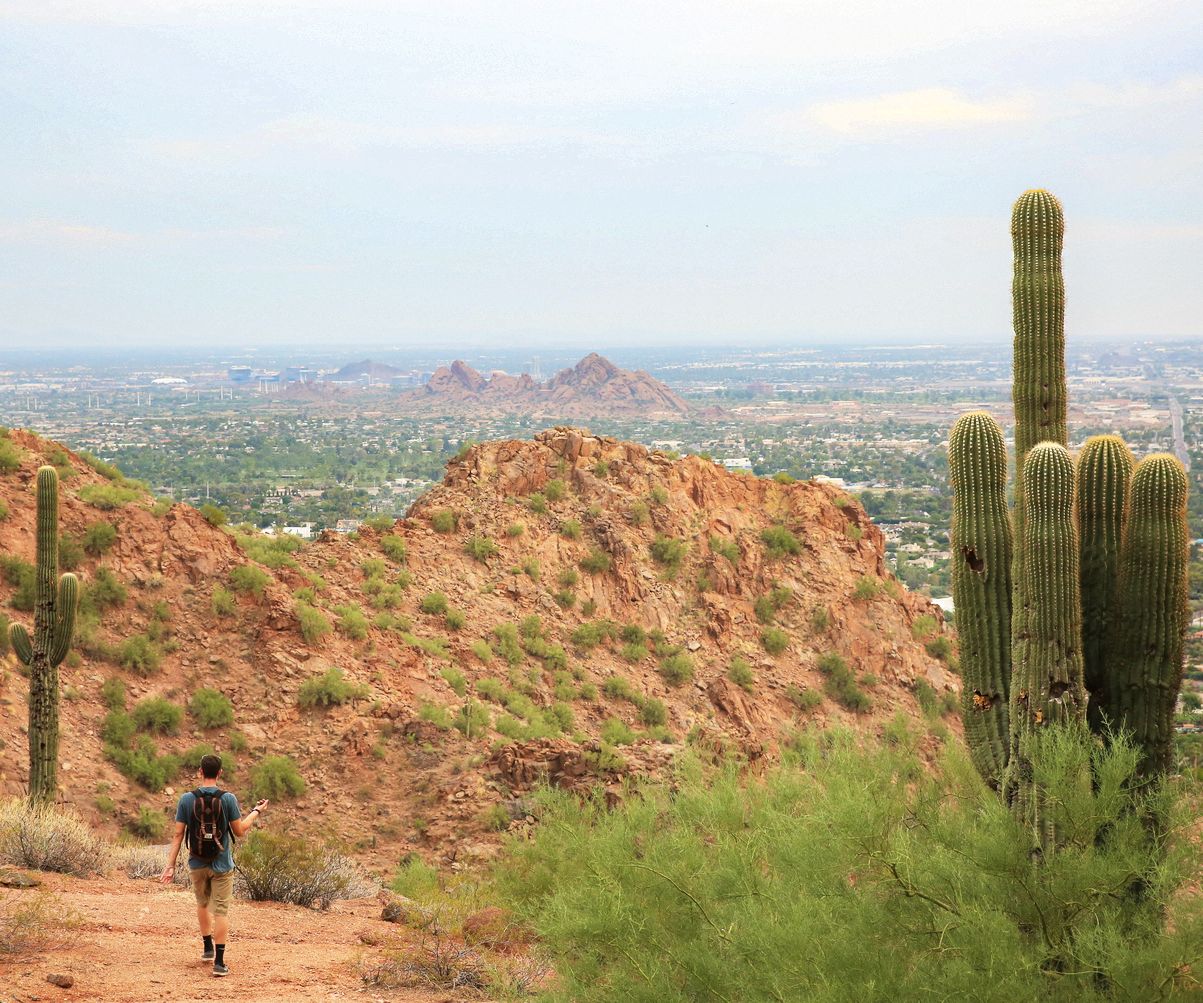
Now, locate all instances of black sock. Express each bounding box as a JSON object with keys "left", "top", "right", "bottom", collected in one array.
[
  {"left": 203, "top": 935, "right": 213, "bottom": 952},
  {"left": 215, "top": 944, "right": 225, "bottom": 965}
]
